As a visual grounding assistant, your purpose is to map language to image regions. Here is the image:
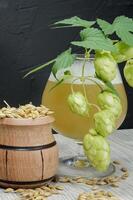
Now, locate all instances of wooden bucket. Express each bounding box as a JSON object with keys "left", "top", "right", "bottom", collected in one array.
[{"left": 0, "top": 116, "right": 58, "bottom": 188}]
